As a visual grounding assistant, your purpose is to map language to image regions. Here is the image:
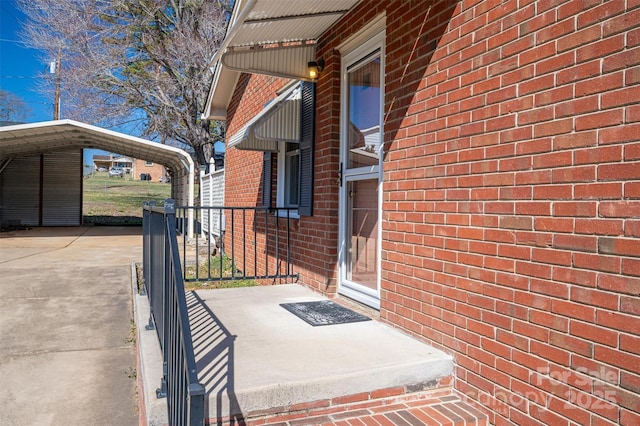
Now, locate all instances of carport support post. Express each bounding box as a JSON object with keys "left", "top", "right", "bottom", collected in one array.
[{"left": 188, "top": 167, "right": 195, "bottom": 239}]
